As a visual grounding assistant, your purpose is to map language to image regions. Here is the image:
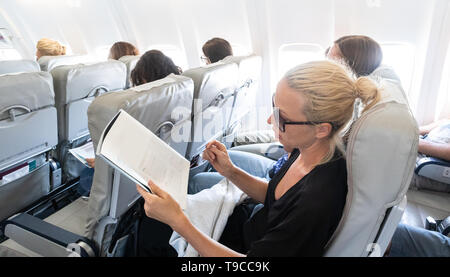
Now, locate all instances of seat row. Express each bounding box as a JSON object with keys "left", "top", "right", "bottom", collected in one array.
[{"left": 0, "top": 54, "right": 262, "bottom": 222}]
